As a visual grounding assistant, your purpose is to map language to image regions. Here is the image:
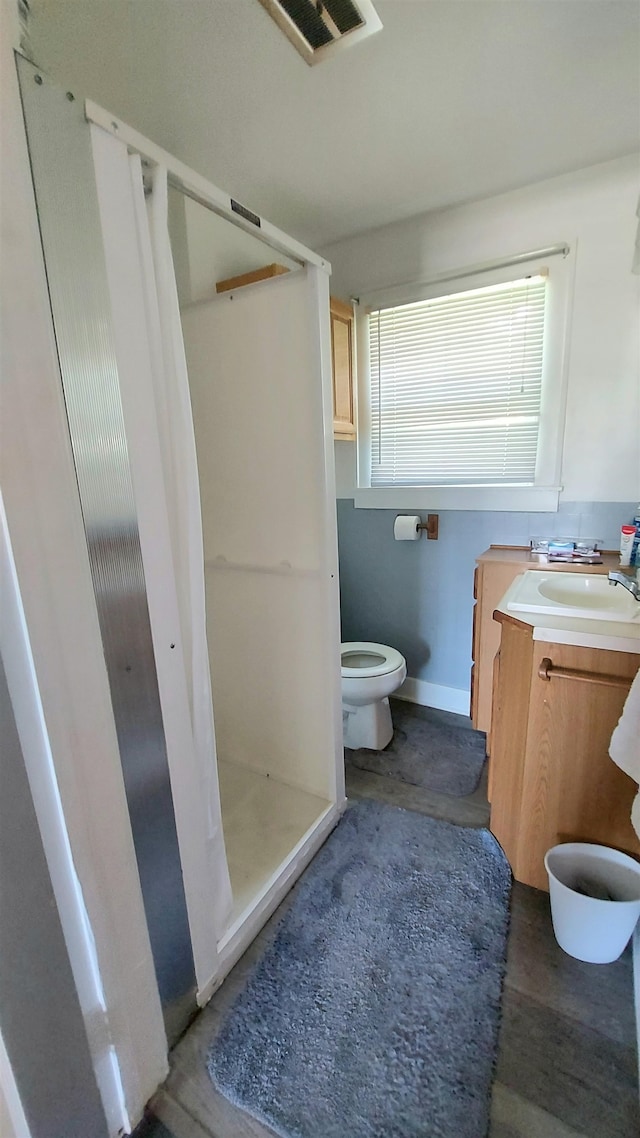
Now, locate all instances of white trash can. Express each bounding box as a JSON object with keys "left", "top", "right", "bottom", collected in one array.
[{"left": 544, "top": 843, "right": 640, "bottom": 964}]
